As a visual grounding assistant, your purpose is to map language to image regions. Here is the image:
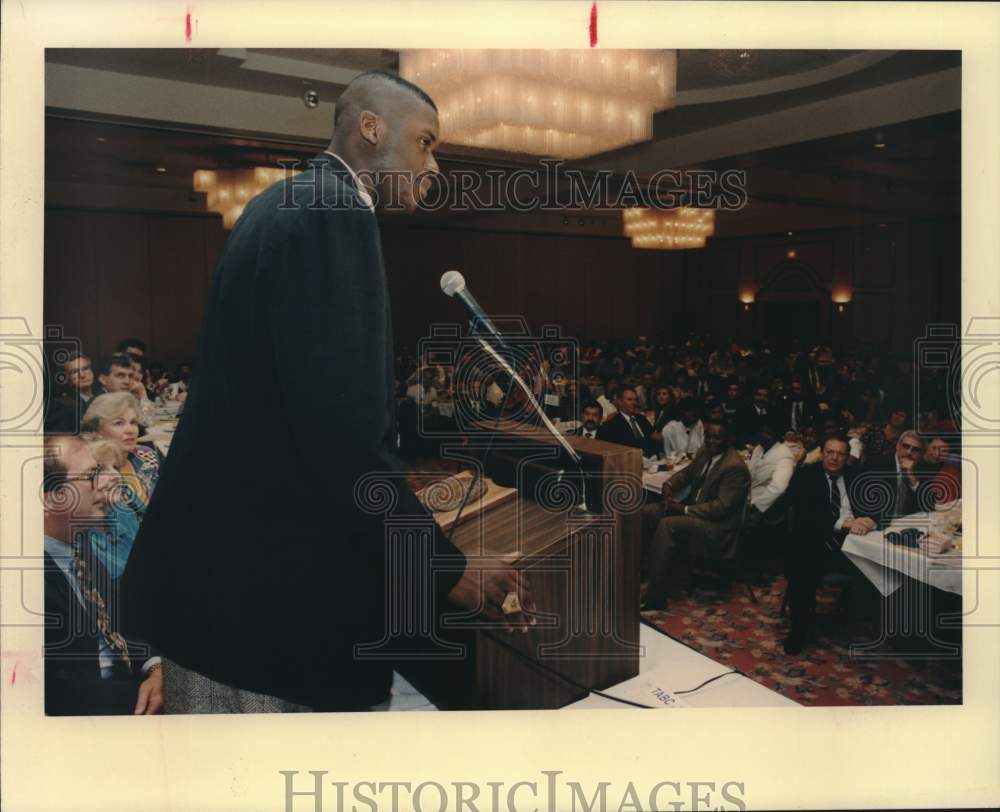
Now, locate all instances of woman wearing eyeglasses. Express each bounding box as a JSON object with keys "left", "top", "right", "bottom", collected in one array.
[
  {"left": 78, "top": 435, "right": 143, "bottom": 580},
  {"left": 82, "top": 393, "right": 163, "bottom": 512}
]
